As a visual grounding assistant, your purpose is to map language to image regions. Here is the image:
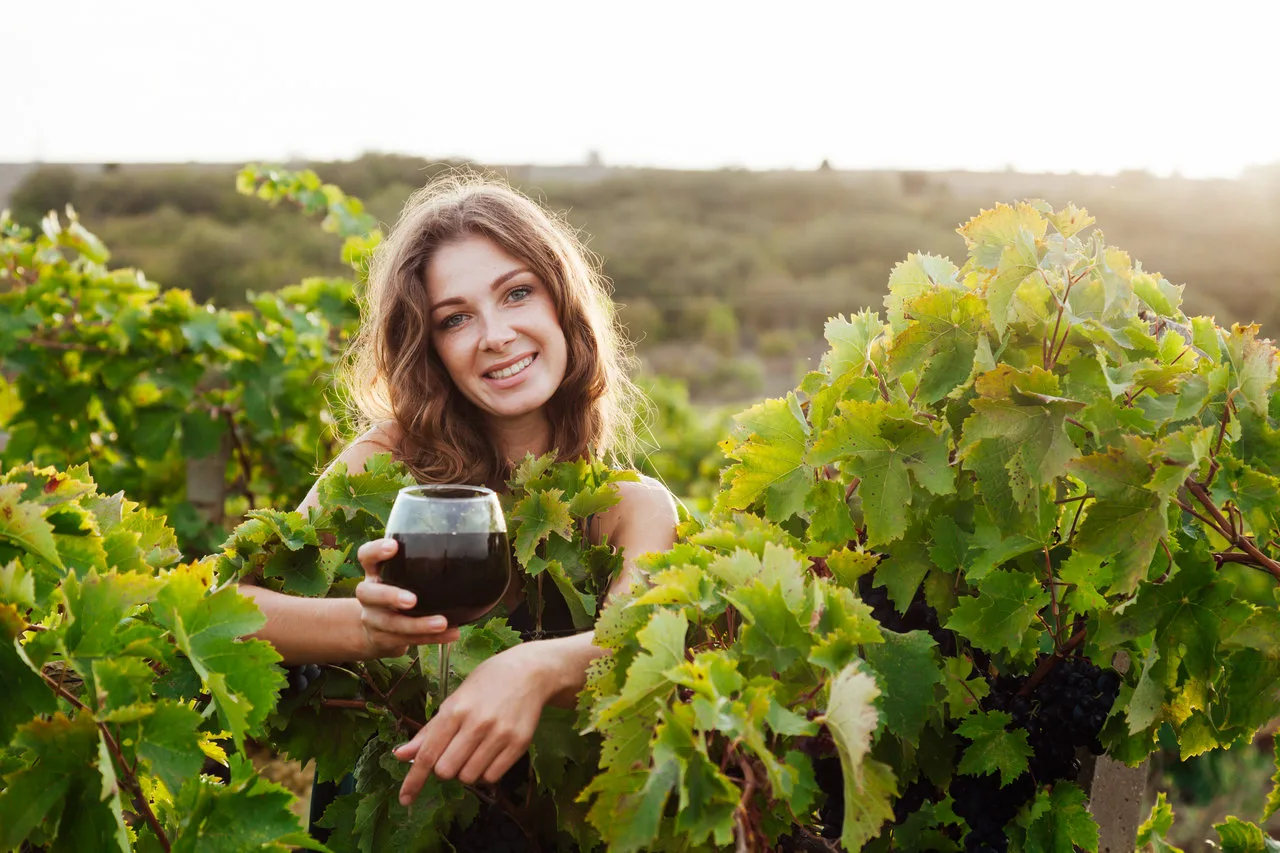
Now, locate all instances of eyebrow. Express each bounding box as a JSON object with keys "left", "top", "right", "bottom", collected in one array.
[{"left": 429, "top": 268, "right": 531, "bottom": 313}]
